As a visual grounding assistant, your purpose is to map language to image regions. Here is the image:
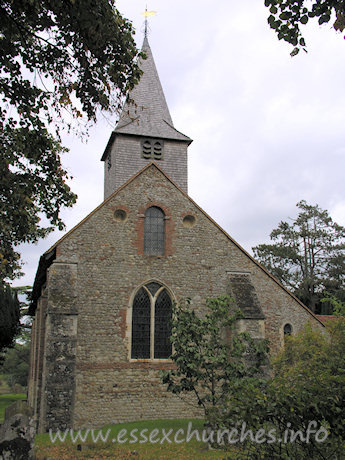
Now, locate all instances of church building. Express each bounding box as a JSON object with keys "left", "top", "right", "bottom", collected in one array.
[{"left": 28, "top": 34, "right": 324, "bottom": 432}]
